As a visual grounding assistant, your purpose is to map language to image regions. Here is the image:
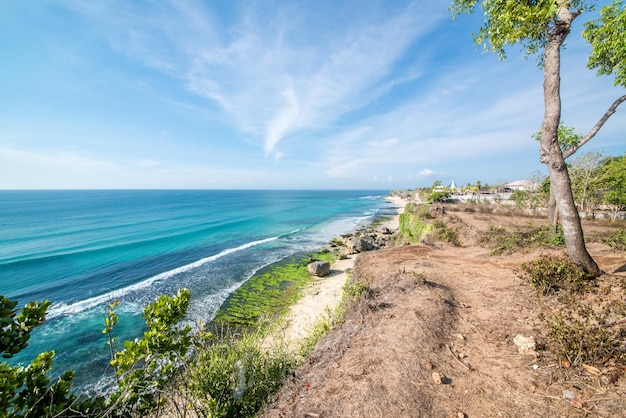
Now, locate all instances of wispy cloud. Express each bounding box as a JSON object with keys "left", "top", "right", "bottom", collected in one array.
[{"left": 63, "top": 0, "right": 449, "bottom": 156}]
